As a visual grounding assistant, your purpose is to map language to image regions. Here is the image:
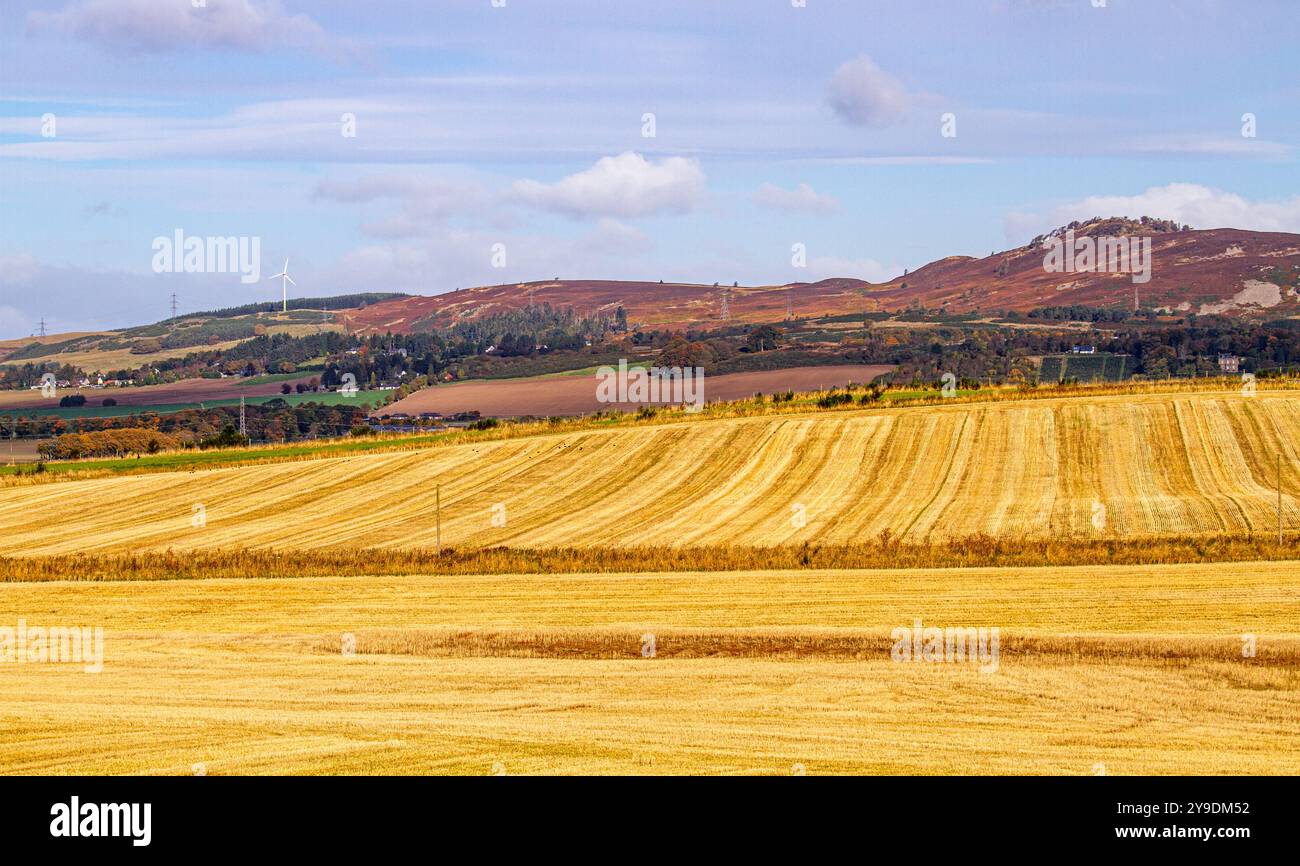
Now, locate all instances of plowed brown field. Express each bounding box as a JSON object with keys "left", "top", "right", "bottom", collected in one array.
[{"left": 381, "top": 364, "right": 892, "bottom": 417}]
